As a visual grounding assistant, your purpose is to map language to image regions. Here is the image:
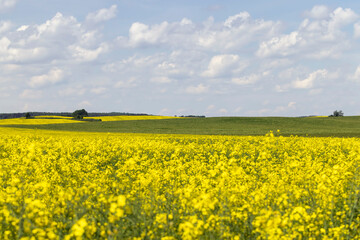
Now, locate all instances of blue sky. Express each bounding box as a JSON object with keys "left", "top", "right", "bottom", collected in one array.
[{"left": 1, "top": 0, "right": 360, "bottom": 116}]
